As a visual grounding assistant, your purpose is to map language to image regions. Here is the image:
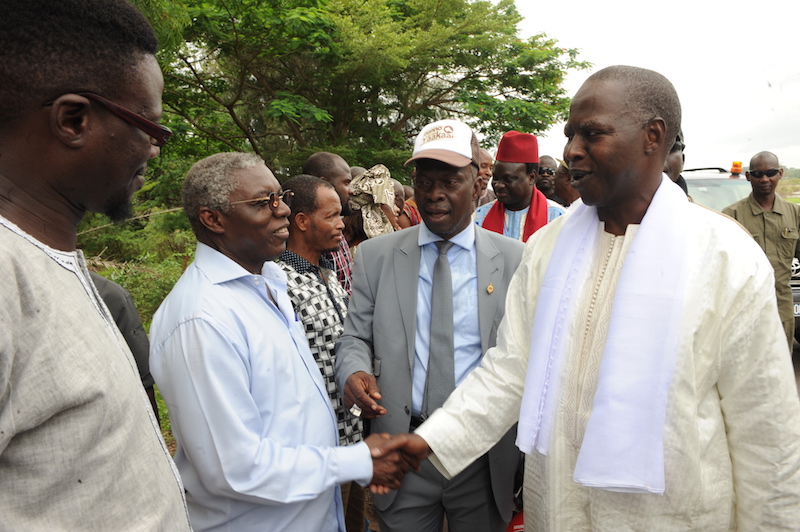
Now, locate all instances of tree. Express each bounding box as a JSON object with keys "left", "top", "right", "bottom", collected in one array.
[
  {"left": 150, "top": 0, "right": 588, "bottom": 180},
  {"left": 78, "top": 0, "right": 587, "bottom": 266}
]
